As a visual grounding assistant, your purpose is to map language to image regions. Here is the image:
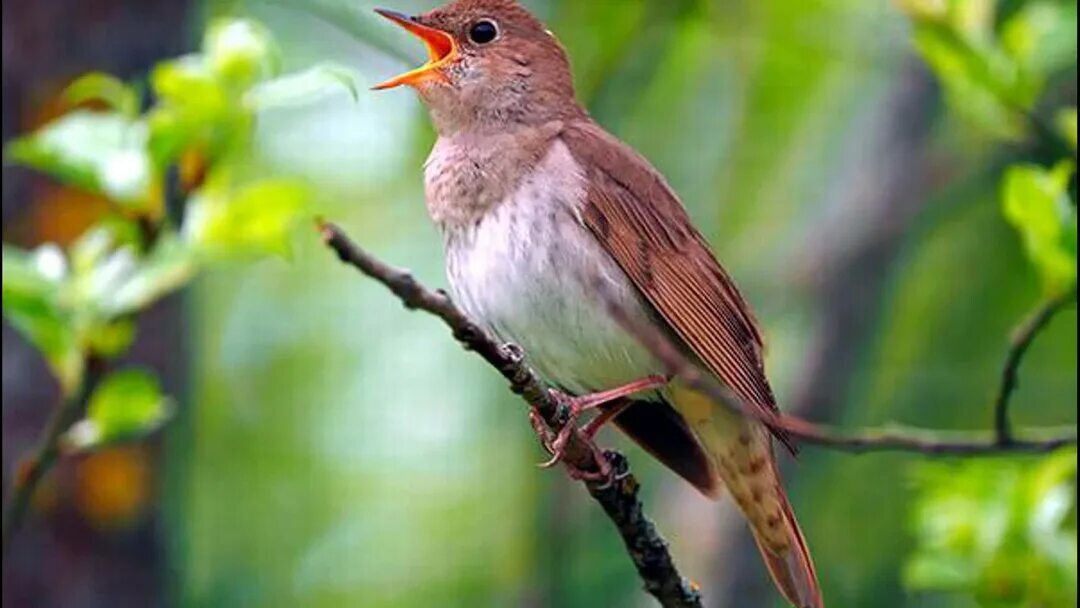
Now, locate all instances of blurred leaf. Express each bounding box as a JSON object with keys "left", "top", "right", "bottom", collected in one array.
[
  {"left": 1000, "top": 1, "right": 1079, "bottom": 78},
  {"left": 1001, "top": 162, "right": 1078, "bottom": 294},
  {"left": 204, "top": 18, "right": 281, "bottom": 89},
  {"left": 1, "top": 244, "right": 83, "bottom": 394},
  {"left": 911, "top": 25, "right": 1028, "bottom": 139},
  {"left": 86, "top": 318, "right": 137, "bottom": 358},
  {"left": 64, "top": 72, "right": 141, "bottom": 118},
  {"left": 66, "top": 369, "right": 172, "bottom": 450},
  {"left": 95, "top": 236, "right": 198, "bottom": 316},
  {"left": 905, "top": 453, "right": 1078, "bottom": 606},
  {"left": 896, "top": 0, "right": 949, "bottom": 24},
  {"left": 904, "top": 0, "right": 1077, "bottom": 141},
  {"left": 148, "top": 57, "right": 243, "bottom": 167},
  {"left": 245, "top": 63, "right": 359, "bottom": 109},
  {"left": 151, "top": 55, "right": 230, "bottom": 113},
  {"left": 184, "top": 177, "right": 311, "bottom": 258},
  {"left": 5, "top": 111, "right": 158, "bottom": 210},
  {"left": 69, "top": 219, "right": 142, "bottom": 275},
  {"left": 1057, "top": 107, "right": 1078, "bottom": 151}
]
